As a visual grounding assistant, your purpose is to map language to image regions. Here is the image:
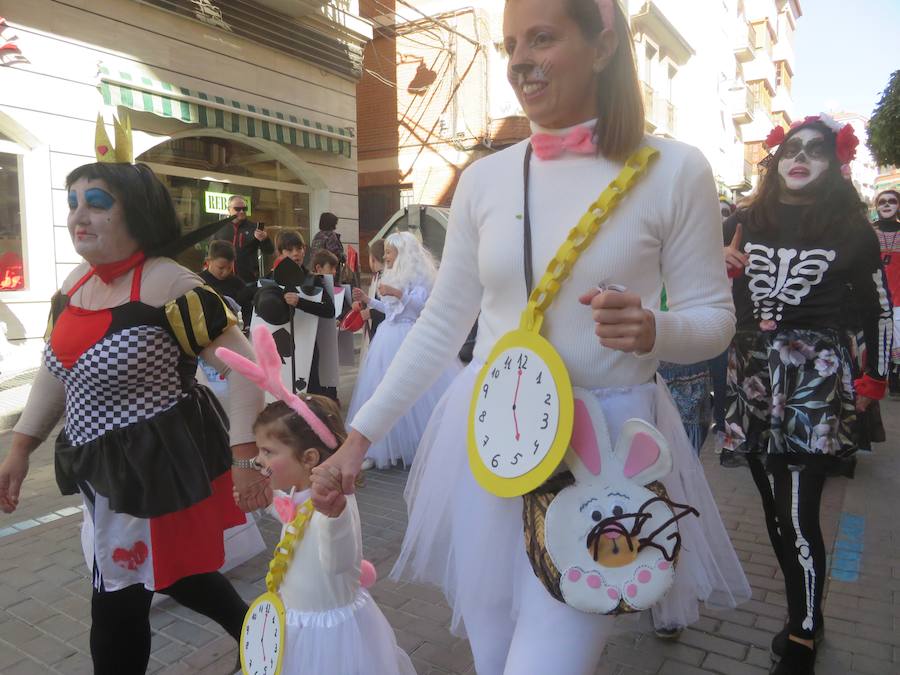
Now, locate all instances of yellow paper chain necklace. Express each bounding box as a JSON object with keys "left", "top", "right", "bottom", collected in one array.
[
  {"left": 520, "top": 145, "right": 659, "bottom": 335},
  {"left": 265, "top": 498, "right": 315, "bottom": 593}
]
